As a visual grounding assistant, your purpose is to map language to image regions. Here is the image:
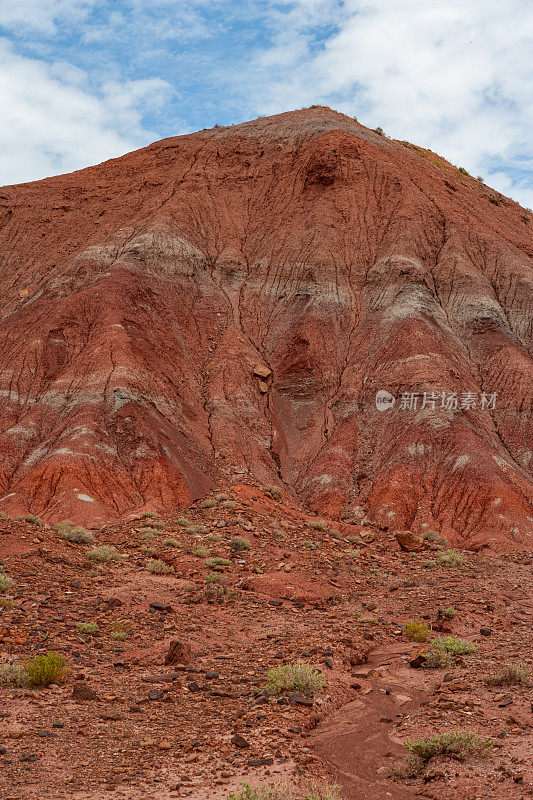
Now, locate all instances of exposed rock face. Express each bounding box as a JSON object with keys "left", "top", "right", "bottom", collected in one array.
[{"left": 0, "top": 107, "right": 531, "bottom": 548}]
